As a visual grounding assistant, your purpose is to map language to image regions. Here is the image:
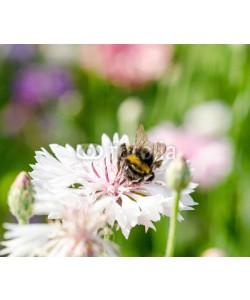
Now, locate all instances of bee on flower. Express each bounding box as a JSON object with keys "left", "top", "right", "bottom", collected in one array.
[{"left": 30, "top": 125, "right": 197, "bottom": 238}]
